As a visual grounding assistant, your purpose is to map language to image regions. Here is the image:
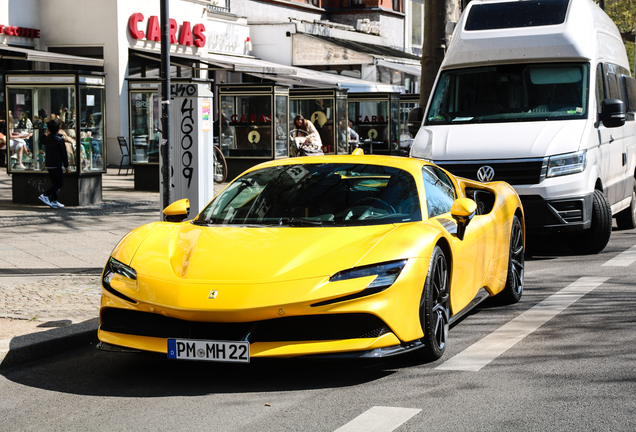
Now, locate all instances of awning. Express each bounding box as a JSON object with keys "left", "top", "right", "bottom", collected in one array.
[
  {"left": 130, "top": 48, "right": 296, "bottom": 75},
  {"left": 270, "top": 67, "right": 404, "bottom": 93},
  {"left": 206, "top": 52, "right": 296, "bottom": 75},
  {"left": 129, "top": 48, "right": 402, "bottom": 93},
  {"left": 376, "top": 59, "right": 421, "bottom": 77},
  {"left": 0, "top": 45, "right": 104, "bottom": 67}
]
